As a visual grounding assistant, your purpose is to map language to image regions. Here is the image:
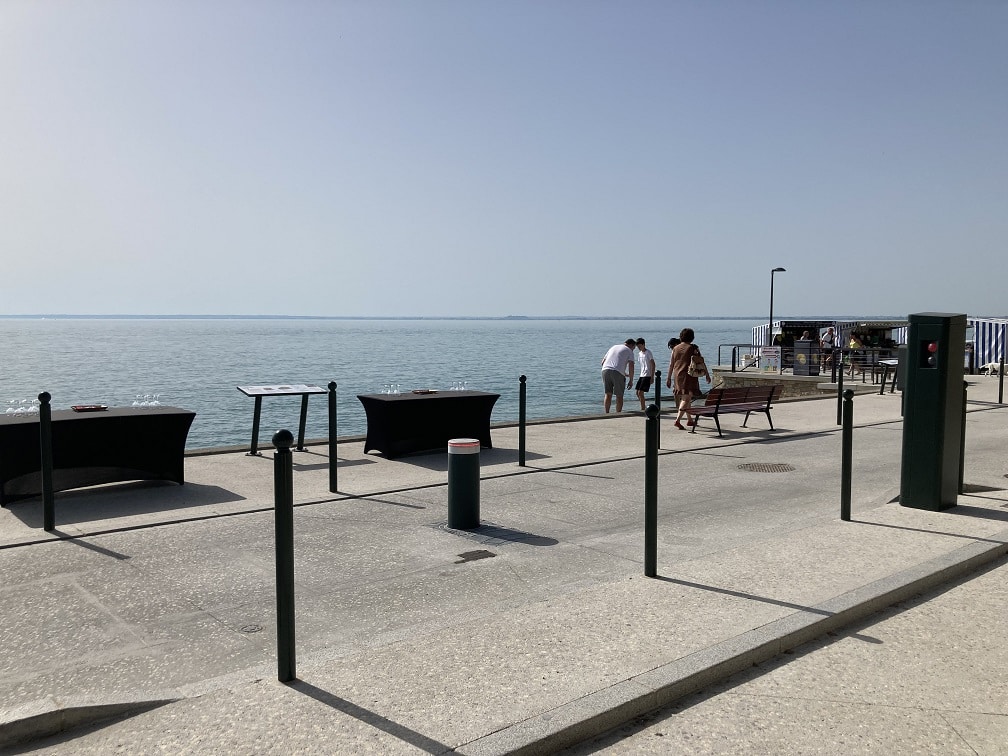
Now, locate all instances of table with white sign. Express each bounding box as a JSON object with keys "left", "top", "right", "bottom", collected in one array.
[{"left": 236, "top": 384, "right": 328, "bottom": 455}]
